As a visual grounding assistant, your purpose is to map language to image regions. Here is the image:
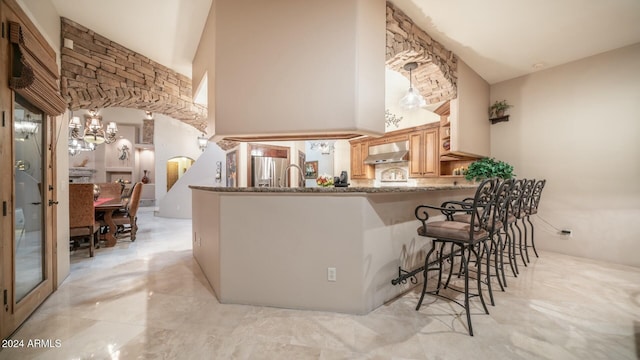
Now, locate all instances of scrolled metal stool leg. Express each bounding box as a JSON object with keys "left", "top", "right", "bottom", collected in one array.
[
  {"left": 527, "top": 215, "right": 539, "bottom": 258},
  {"left": 416, "top": 242, "right": 437, "bottom": 311}
]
